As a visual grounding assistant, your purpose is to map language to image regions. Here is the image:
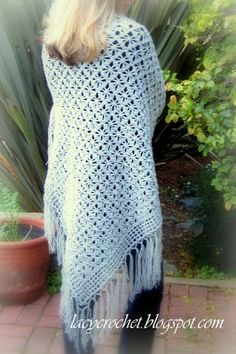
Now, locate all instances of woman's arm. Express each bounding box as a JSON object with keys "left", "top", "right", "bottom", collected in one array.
[
  {"left": 45, "top": 106, "right": 56, "bottom": 166},
  {"left": 141, "top": 27, "right": 166, "bottom": 136},
  {"left": 41, "top": 45, "right": 56, "bottom": 167}
]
